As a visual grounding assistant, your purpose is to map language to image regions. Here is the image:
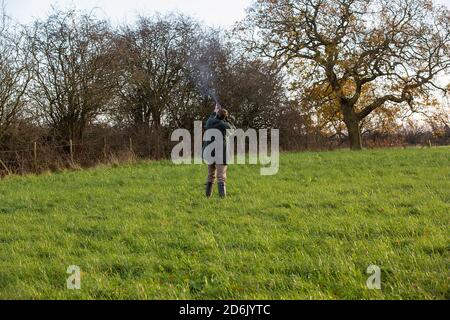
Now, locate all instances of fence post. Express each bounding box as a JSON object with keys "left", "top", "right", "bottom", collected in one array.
[
  {"left": 102, "top": 137, "right": 107, "bottom": 158},
  {"left": 129, "top": 137, "right": 133, "bottom": 153},
  {"left": 33, "top": 142, "right": 37, "bottom": 169},
  {"left": 69, "top": 139, "right": 74, "bottom": 164}
]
